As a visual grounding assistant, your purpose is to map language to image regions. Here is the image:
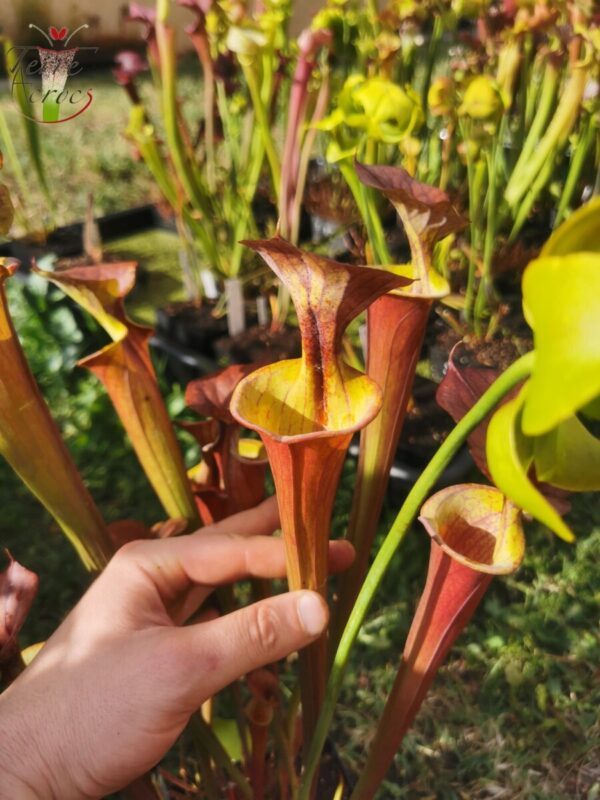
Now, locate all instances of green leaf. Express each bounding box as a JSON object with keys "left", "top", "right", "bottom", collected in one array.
[
  {"left": 486, "top": 390, "right": 575, "bottom": 542},
  {"left": 521, "top": 253, "right": 600, "bottom": 436},
  {"left": 541, "top": 196, "right": 600, "bottom": 256},
  {"left": 212, "top": 718, "right": 248, "bottom": 764},
  {"left": 533, "top": 415, "right": 600, "bottom": 491}
]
